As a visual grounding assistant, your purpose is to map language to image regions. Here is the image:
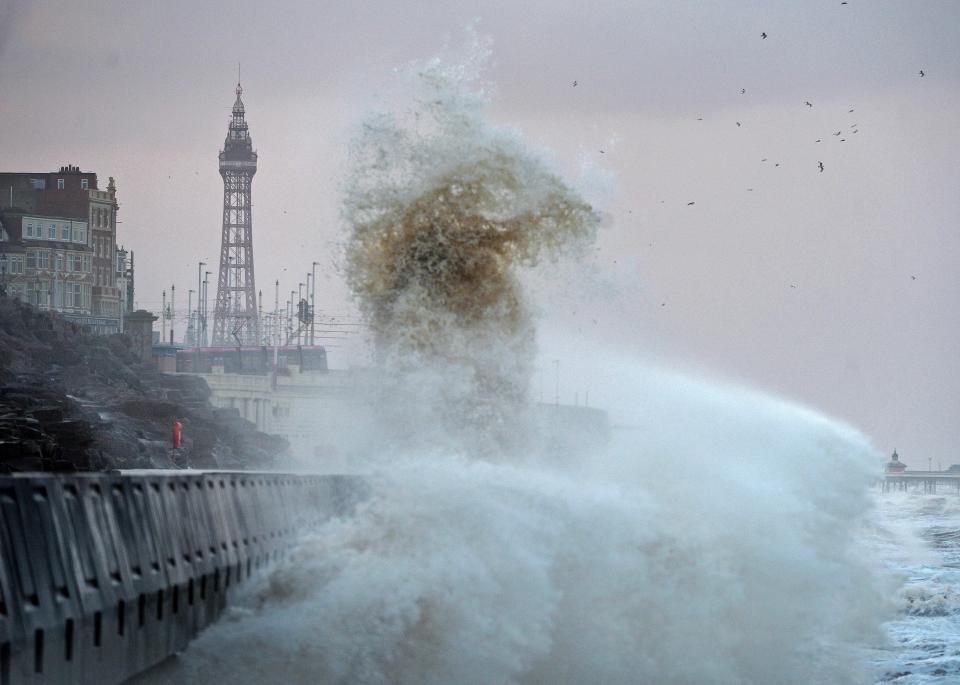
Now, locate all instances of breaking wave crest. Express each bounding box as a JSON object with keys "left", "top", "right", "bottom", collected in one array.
[{"left": 342, "top": 34, "right": 598, "bottom": 456}]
